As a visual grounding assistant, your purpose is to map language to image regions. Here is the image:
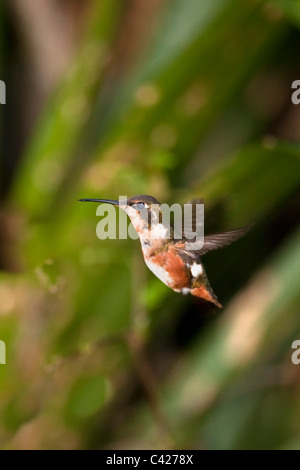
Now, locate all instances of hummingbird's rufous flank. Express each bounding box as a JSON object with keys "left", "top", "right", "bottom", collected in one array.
[{"left": 79, "top": 195, "right": 249, "bottom": 308}]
